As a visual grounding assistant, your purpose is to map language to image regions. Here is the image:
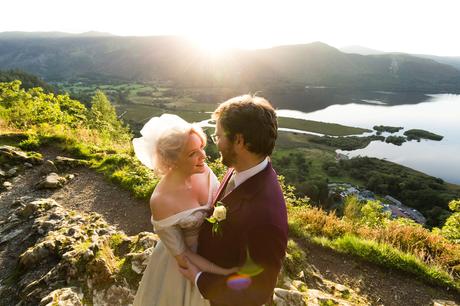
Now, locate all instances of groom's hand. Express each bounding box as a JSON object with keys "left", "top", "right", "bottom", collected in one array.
[{"left": 178, "top": 257, "right": 201, "bottom": 283}]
